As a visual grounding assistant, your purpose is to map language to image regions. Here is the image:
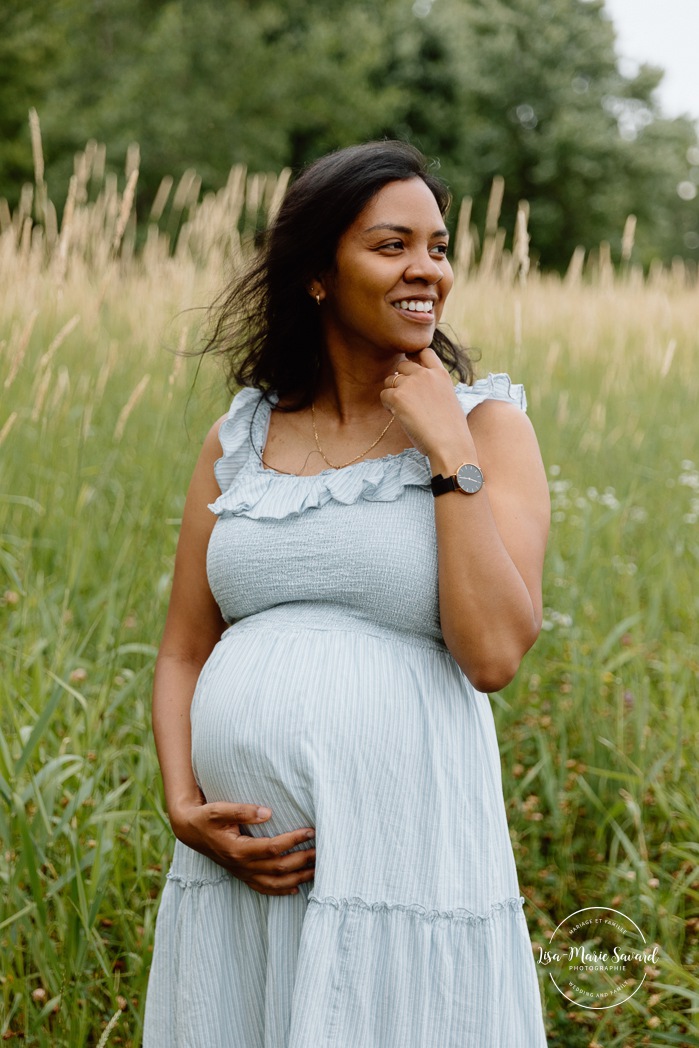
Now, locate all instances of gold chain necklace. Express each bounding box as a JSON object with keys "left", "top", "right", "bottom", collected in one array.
[{"left": 311, "top": 402, "right": 395, "bottom": 470}]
